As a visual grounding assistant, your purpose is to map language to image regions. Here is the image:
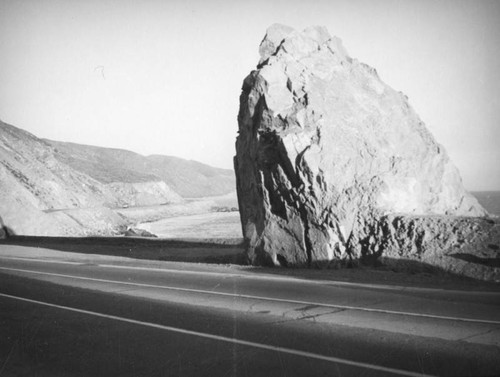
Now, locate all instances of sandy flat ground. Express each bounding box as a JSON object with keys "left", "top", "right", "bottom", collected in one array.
[{"left": 137, "top": 212, "right": 242, "bottom": 239}]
